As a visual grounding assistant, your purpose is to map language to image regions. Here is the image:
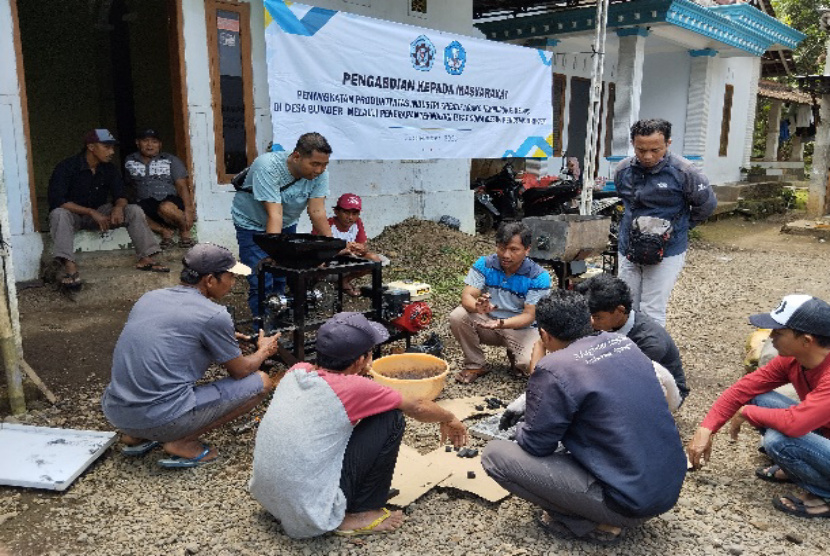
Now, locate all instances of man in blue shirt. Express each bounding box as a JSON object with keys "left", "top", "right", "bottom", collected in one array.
[
  {"left": 614, "top": 119, "right": 716, "bottom": 326},
  {"left": 231, "top": 133, "right": 334, "bottom": 318},
  {"left": 482, "top": 290, "right": 687, "bottom": 544},
  {"left": 449, "top": 221, "right": 551, "bottom": 384}
]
